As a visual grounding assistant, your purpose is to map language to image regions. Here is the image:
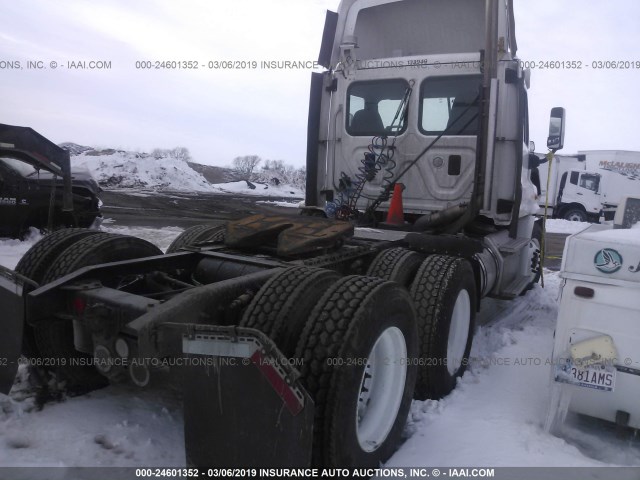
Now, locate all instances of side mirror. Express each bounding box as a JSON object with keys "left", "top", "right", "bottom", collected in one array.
[{"left": 547, "top": 107, "right": 566, "bottom": 151}]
